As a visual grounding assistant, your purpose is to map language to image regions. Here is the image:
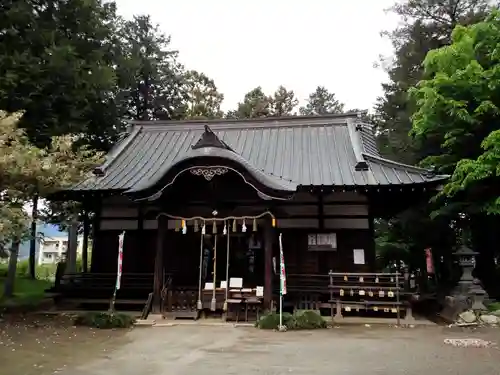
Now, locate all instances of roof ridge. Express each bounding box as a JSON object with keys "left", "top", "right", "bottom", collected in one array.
[{"left": 131, "top": 114, "right": 361, "bottom": 132}]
